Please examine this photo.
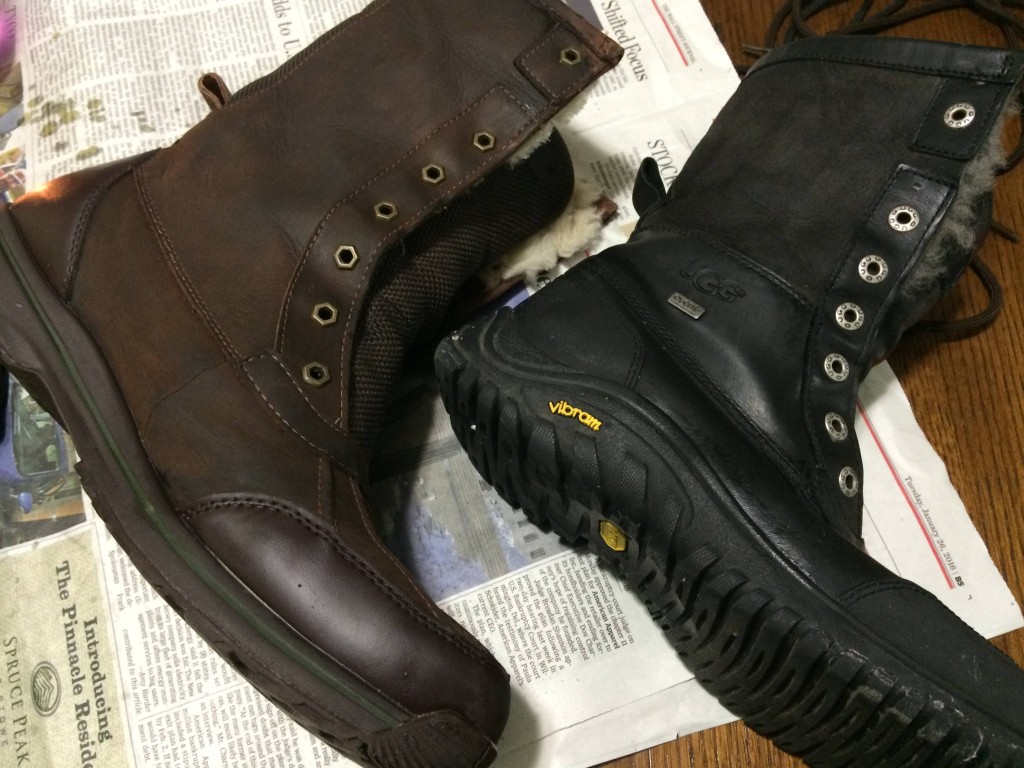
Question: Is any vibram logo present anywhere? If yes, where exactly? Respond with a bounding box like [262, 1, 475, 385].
[548, 400, 602, 431]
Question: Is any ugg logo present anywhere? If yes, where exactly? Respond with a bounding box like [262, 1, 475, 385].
[683, 267, 746, 303]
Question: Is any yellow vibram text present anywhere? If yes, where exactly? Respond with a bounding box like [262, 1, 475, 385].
[548, 400, 602, 431]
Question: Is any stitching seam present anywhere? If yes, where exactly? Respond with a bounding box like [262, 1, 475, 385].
[839, 579, 932, 606]
[241, 366, 331, 458]
[755, 50, 1014, 81]
[594, 258, 821, 515]
[134, 168, 239, 362]
[641, 226, 813, 308]
[519, 27, 597, 102]
[345, 473, 490, 669]
[278, 85, 531, 355]
[245, 352, 349, 436]
[67, 153, 154, 296]
[334, 103, 535, 422]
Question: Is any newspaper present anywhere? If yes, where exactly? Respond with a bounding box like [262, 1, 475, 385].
[0, 1, 1020, 767]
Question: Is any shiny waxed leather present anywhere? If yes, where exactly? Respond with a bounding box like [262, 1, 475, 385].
[5, 0, 622, 746]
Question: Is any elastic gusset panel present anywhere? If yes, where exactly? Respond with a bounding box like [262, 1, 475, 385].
[349, 130, 575, 447]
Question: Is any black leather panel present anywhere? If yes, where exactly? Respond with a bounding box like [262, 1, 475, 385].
[599, 231, 817, 471]
[912, 78, 1009, 160]
[804, 168, 954, 536]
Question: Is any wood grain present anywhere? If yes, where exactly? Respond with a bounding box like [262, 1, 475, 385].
[598, 2, 1024, 766]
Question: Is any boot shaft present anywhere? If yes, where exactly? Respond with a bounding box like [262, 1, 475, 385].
[9, 0, 622, 455]
[634, 37, 1024, 536]
[506, 36, 1024, 541]
[640, 36, 1022, 358]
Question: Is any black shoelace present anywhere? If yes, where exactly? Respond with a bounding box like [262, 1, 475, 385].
[739, 0, 1024, 335]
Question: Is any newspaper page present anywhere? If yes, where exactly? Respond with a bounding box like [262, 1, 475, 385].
[0, 1, 1021, 768]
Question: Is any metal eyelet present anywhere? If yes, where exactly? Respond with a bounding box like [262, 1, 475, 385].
[824, 353, 850, 382]
[312, 302, 338, 327]
[559, 47, 582, 66]
[835, 302, 865, 331]
[473, 131, 496, 152]
[374, 201, 398, 221]
[825, 412, 849, 442]
[421, 164, 445, 185]
[858, 255, 888, 284]
[334, 245, 359, 270]
[839, 466, 860, 497]
[944, 102, 976, 129]
[888, 205, 919, 232]
[302, 362, 330, 387]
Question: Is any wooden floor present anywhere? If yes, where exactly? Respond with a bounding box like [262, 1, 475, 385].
[601, 2, 1024, 767]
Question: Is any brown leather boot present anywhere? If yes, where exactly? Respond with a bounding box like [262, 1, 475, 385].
[0, 3, 621, 766]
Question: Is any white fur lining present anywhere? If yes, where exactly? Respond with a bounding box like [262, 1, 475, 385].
[507, 82, 597, 167]
[482, 178, 607, 285]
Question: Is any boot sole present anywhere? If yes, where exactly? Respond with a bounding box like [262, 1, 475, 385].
[436, 311, 1024, 768]
[0, 209, 497, 768]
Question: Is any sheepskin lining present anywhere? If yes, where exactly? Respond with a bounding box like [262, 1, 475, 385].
[905, 99, 1015, 293]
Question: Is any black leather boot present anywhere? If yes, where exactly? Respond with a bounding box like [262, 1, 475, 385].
[437, 36, 1024, 766]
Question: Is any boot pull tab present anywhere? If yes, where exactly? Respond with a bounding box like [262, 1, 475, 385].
[198, 72, 232, 112]
[632, 156, 667, 218]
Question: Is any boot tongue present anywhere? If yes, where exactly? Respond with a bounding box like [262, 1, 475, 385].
[632, 157, 668, 219]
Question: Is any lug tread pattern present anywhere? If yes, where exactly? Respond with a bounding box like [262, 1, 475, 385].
[435, 331, 1024, 768]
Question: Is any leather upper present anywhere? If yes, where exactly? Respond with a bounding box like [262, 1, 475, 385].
[13, 0, 621, 443]
[626, 35, 1024, 542]
[499, 36, 1024, 729]
[4, 0, 623, 739]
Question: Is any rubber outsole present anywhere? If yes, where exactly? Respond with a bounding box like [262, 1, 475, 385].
[435, 312, 1024, 768]
[0, 209, 496, 768]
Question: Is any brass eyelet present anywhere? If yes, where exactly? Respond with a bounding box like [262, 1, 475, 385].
[559, 47, 583, 66]
[302, 362, 330, 388]
[312, 302, 338, 327]
[334, 245, 359, 270]
[374, 201, 398, 221]
[473, 131, 496, 152]
[421, 164, 445, 185]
